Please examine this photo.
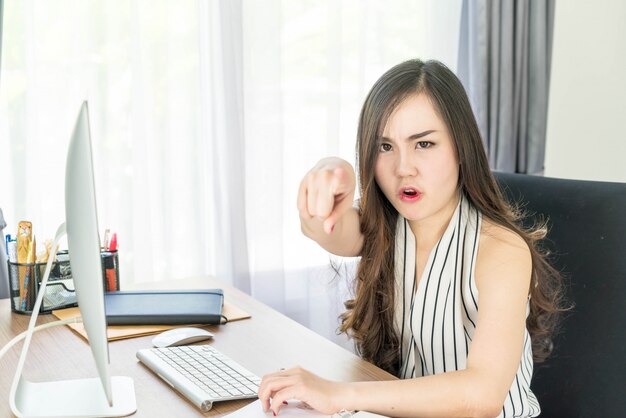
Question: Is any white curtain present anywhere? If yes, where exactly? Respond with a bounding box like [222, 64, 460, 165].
[0, 0, 461, 347]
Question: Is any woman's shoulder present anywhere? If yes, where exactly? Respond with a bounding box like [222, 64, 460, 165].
[475, 218, 532, 289]
[479, 218, 529, 251]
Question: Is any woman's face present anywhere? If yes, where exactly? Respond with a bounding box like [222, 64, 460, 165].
[374, 93, 460, 226]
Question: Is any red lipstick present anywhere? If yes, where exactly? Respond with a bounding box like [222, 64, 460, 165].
[399, 186, 422, 202]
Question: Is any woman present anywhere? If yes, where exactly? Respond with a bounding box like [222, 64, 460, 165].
[259, 59, 564, 417]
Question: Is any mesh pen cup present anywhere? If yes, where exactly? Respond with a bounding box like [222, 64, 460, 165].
[7, 250, 120, 314]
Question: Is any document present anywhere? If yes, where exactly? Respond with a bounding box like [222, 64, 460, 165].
[225, 400, 388, 418]
[53, 301, 250, 341]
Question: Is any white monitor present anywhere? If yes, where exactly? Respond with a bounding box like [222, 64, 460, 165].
[9, 102, 136, 417]
[65, 100, 113, 402]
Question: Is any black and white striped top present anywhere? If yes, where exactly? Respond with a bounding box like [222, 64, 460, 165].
[393, 194, 540, 417]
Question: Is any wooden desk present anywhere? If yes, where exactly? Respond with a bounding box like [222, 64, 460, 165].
[0, 277, 394, 417]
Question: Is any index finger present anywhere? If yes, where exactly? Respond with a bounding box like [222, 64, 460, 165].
[297, 177, 313, 219]
[258, 372, 295, 412]
[329, 166, 351, 195]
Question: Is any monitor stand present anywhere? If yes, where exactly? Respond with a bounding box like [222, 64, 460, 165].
[9, 223, 137, 417]
[12, 376, 136, 417]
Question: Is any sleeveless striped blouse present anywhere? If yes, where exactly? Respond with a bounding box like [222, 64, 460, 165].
[393, 194, 540, 417]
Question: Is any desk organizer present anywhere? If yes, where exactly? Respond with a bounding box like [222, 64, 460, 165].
[7, 250, 119, 314]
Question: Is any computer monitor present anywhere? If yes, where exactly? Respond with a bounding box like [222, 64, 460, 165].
[9, 102, 136, 417]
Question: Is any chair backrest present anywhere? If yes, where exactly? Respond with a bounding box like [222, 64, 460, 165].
[494, 172, 626, 417]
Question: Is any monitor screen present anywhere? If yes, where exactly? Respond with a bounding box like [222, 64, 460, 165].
[65, 101, 112, 404]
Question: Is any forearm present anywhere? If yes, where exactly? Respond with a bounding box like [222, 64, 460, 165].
[300, 207, 363, 257]
[340, 369, 504, 418]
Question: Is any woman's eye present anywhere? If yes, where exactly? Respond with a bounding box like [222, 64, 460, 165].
[379, 143, 392, 152]
[416, 141, 433, 149]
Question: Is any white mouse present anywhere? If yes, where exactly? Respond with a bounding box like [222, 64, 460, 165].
[152, 327, 214, 348]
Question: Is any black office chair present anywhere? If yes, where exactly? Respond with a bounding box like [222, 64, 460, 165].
[493, 172, 626, 418]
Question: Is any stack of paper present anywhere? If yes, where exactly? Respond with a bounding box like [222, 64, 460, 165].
[224, 400, 388, 418]
[52, 301, 250, 341]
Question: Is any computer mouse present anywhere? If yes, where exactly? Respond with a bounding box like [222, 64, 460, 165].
[152, 327, 214, 348]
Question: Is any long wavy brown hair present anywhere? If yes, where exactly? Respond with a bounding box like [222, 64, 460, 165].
[339, 59, 567, 376]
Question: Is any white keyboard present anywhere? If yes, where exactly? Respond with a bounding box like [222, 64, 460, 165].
[136, 345, 261, 412]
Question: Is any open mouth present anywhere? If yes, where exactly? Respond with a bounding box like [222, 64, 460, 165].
[399, 187, 421, 201]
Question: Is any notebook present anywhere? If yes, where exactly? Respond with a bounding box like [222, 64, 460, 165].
[104, 289, 224, 325]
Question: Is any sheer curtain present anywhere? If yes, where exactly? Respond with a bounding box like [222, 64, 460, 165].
[0, 0, 461, 347]
[243, 0, 461, 347]
[0, 1, 245, 288]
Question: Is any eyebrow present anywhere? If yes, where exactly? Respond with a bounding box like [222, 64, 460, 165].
[381, 130, 436, 142]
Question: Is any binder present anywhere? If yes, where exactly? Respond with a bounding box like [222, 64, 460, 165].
[104, 289, 224, 325]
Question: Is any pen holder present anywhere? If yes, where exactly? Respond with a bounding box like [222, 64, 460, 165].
[7, 250, 120, 314]
[101, 250, 120, 292]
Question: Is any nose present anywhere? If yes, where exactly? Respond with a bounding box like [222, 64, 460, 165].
[395, 149, 417, 177]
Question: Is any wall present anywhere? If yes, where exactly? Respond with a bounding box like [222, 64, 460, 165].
[544, 0, 626, 183]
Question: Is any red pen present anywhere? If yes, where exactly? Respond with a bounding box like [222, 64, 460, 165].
[108, 233, 117, 252]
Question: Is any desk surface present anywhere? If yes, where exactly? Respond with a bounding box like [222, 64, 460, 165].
[0, 277, 394, 417]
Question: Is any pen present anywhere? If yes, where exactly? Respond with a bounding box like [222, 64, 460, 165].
[103, 228, 110, 251]
[5, 234, 10, 256]
[8, 241, 17, 263]
[109, 233, 117, 252]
